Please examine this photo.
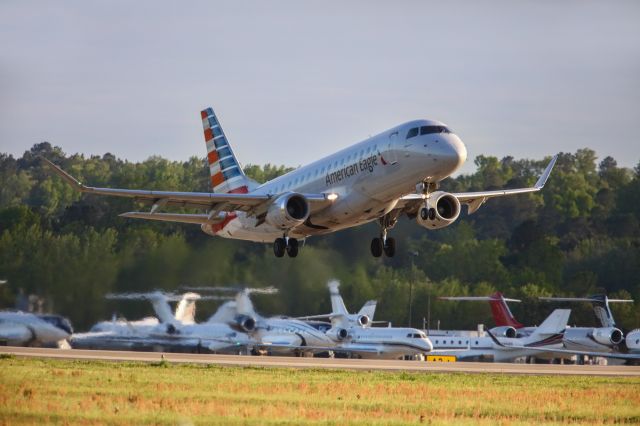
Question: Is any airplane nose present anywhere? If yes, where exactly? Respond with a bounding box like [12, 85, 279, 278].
[424, 338, 433, 352]
[447, 136, 467, 171]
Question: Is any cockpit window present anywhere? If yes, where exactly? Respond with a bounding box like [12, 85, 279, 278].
[420, 125, 451, 135]
[406, 128, 419, 139]
[407, 333, 423, 338]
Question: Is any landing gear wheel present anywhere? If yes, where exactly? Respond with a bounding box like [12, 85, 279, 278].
[286, 238, 299, 258]
[370, 238, 383, 257]
[420, 208, 428, 220]
[383, 237, 396, 257]
[273, 238, 286, 257]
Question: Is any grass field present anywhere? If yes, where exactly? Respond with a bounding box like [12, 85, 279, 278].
[1, 356, 639, 425]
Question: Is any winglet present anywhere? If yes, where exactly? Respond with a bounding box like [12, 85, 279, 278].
[534, 155, 558, 189]
[40, 156, 86, 192]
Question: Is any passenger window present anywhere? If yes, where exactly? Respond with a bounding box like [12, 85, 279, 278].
[406, 128, 419, 139]
[366, 147, 371, 154]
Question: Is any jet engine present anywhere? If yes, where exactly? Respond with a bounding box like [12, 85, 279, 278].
[265, 193, 310, 230]
[357, 315, 370, 327]
[592, 327, 624, 346]
[234, 315, 257, 332]
[489, 326, 517, 338]
[564, 327, 623, 350]
[327, 328, 349, 341]
[416, 191, 461, 230]
[625, 329, 640, 351]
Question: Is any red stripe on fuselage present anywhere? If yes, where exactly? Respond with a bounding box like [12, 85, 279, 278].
[228, 185, 249, 194]
[210, 212, 237, 233]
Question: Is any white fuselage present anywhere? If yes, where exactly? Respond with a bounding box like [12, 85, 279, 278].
[332, 326, 433, 359]
[72, 318, 254, 353]
[256, 317, 336, 352]
[0, 311, 71, 346]
[202, 120, 467, 242]
[430, 333, 565, 362]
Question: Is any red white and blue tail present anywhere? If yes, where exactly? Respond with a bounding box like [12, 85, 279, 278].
[201, 107, 254, 194]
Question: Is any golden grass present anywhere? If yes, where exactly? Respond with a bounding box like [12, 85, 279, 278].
[0, 357, 639, 425]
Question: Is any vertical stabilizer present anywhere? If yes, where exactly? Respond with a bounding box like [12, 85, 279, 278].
[148, 292, 179, 325]
[235, 290, 258, 317]
[201, 107, 256, 194]
[488, 292, 524, 329]
[357, 300, 377, 323]
[529, 309, 570, 338]
[174, 292, 201, 324]
[328, 280, 349, 317]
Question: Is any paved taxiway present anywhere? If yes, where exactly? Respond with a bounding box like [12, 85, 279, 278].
[3, 347, 640, 376]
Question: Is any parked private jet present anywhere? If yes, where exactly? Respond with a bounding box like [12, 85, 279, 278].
[430, 309, 571, 362]
[0, 311, 73, 347]
[71, 292, 254, 353]
[539, 295, 634, 354]
[311, 280, 433, 359]
[42, 107, 558, 258]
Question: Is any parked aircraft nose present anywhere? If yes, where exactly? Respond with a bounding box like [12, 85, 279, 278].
[423, 337, 434, 352]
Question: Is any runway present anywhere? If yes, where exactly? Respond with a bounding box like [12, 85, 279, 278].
[2, 346, 640, 377]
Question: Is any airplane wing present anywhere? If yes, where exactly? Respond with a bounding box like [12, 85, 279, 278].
[485, 330, 640, 361]
[256, 342, 381, 354]
[399, 155, 558, 215]
[42, 157, 335, 220]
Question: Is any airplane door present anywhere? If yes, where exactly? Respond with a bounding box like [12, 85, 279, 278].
[386, 132, 399, 165]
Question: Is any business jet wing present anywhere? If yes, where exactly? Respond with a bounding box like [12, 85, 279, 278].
[486, 330, 640, 361]
[256, 342, 381, 354]
[400, 155, 557, 214]
[41, 157, 335, 221]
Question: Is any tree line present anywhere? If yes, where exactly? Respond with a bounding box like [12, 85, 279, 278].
[0, 142, 639, 331]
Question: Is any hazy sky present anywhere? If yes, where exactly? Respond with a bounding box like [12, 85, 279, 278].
[1, 1, 639, 174]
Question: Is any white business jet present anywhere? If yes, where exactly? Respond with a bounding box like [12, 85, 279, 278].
[42, 107, 557, 258]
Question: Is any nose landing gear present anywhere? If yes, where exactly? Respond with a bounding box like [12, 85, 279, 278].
[273, 236, 299, 258]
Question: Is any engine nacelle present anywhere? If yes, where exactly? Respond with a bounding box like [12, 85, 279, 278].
[592, 327, 624, 346]
[626, 329, 640, 351]
[416, 191, 461, 230]
[489, 326, 517, 338]
[327, 328, 349, 341]
[357, 315, 370, 327]
[234, 315, 256, 332]
[265, 193, 310, 230]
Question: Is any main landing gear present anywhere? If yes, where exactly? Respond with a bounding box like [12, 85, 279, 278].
[370, 214, 398, 258]
[273, 237, 299, 258]
[370, 235, 395, 258]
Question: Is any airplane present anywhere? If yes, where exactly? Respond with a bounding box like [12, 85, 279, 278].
[539, 295, 633, 353]
[314, 280, 433, 359]
[41, 106, 558, 258]
[486, 329, 640, 363]
[0, 311, 73, 347]
[208, 287, 339, 356]
[429, 309, 571, 362]
[71, 291, 254, 353]
[442, 292, 635, 359]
